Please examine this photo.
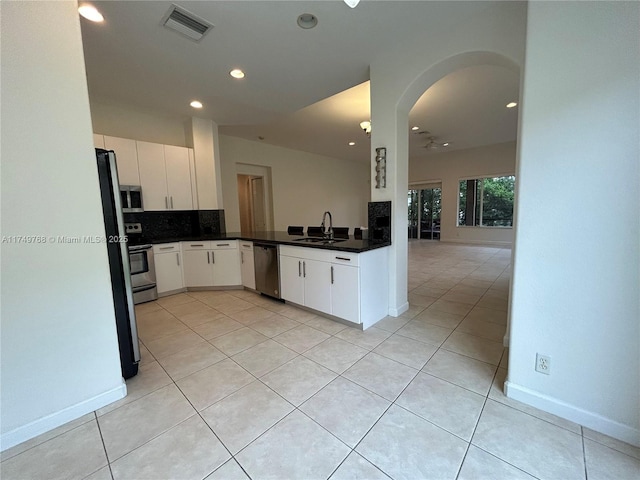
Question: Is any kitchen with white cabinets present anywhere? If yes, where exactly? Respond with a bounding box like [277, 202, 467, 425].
[95, 131, 392, 327]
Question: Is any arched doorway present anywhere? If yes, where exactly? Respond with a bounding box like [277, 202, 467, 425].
[370, 51, 521, 317]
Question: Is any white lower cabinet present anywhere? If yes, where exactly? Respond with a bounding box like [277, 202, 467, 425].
[182, 241, 241, 288]
[280, 255, 305, 305]
[279, 246, 359, 323]
[240, 241, 256, 290]
[153, 243, 184, 295]
[330, 263, 360, 323]
[302, 259, 332, 315]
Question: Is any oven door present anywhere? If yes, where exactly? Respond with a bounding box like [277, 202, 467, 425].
[128, 245, 157, 303]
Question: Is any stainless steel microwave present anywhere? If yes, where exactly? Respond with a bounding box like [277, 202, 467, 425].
[120, 185, 143, 213]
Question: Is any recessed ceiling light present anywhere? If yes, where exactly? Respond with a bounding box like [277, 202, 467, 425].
[78, 5, 104, 22]
[230, 69, 245, 79]
[506, 102, 518, 108]
[411, 126, 420, 131]
[443, 143, 450, 146]
[190, 100, 203, 109]
[297, 13, 318, 29]
[348, 142, 356, 146]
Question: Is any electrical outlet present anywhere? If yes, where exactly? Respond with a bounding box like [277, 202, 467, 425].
[536, 353, 551, 375]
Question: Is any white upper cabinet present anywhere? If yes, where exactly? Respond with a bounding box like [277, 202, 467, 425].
[104, 136, 140, 186]
[137, 141, 194, 211]
[164, 145, 193, 210]
[137, 141, 168, 210]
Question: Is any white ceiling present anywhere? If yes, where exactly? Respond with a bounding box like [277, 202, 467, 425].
[80, 1, 522, 163]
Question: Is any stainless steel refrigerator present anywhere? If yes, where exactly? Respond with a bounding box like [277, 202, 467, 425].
[96, 148, 140, 379]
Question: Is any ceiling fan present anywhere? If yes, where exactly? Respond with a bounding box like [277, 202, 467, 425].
[413, 130, 449, 149]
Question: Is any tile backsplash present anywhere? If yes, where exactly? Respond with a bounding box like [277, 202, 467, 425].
[368, 201, 391, 243]
[123, 209, 225, 242]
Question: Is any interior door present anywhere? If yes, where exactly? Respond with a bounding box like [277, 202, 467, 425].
[251, 177, 266, 232]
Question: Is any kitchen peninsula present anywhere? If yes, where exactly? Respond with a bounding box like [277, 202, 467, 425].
[147, 230, 390, 330]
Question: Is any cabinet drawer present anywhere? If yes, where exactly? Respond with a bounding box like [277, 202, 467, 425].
[212, 240, 238, 250]
[330, 251, 359, 267]
[279, 245, 331, 262]
[182, 241, 212, 250]
[153, 242, 181, 254]
[240, 241, 254, 251]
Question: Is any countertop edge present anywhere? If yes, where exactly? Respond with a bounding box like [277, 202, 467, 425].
[141, 232, 391, 253]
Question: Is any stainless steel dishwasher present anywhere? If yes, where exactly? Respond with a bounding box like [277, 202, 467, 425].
[253, 243, 281, 299]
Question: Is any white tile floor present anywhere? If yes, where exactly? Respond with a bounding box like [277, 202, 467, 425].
[2, 241, 639, 479]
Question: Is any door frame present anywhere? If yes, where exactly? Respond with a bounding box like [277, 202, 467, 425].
[236, 163, 275, 231]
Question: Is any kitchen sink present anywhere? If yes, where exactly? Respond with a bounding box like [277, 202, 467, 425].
[293, 237, 346, 244]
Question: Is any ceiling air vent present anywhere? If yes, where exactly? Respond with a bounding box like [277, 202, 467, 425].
[161, 5, 213, 42]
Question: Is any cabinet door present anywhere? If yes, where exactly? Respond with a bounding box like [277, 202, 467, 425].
[188, 148, 198, 209]
[211, 248, 241, 286]
[240, 243, 256, 290]
[303, 259, 331, 315]
[280, 255, 304, 305]
[93, 134, 105, 149]
[155, 252, 184, 294]
[137, 141, 168, 210]
[104, 136, 140, 185]
[183, 250, 213, 287]
[331, 263, 360, 323]
[164, 145, 193, 210]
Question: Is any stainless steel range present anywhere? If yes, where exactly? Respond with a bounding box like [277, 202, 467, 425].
[125, 223, 158, 304]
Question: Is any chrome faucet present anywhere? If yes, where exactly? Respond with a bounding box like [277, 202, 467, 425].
[321, 211, 333, 240]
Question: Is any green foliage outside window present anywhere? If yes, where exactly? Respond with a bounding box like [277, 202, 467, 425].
[458, 176, 515, 227]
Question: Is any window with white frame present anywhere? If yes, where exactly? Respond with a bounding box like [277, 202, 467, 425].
[458, 175, 515, 227]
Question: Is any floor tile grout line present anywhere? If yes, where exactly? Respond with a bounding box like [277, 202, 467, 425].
[93, 411, 115, 479]
[0, 414, 97, 464]
[149, 355, 247, 480]
[486, 391, 585, 435]
[453, 362, 501, 480]
[582, 426, 590, 480]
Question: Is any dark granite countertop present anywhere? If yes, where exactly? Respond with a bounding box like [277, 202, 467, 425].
[136, 231, 390, 253]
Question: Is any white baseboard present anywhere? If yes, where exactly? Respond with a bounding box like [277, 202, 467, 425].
[389, 302, 409, 317]
[505, 380, 640, 447]
[0, 380, 127, 452]
[443, 238, 513, 247]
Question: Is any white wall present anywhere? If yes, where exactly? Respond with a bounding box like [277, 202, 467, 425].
[1, 1, 126, 449]
[508, 1, 639, 445]
[219, 135, 369, 233]
[410, 142, 516, 245]
[90, 98, 190, 147]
